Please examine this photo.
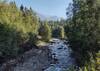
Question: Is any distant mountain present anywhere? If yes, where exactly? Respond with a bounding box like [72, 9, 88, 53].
[36, 13, 47, 21]
[36, 13, 60, 21]
[48, 16, 59, 21]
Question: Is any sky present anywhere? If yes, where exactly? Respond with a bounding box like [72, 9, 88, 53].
[8, 0, 72, 18]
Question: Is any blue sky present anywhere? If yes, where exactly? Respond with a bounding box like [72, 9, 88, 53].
[9, 0, 72, 18]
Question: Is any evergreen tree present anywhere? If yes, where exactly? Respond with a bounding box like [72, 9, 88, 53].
[59, 26, 65, 39]
[39, 21, 51, 42]
[66, 0, 100, 66]
[0, 2, 39, 61]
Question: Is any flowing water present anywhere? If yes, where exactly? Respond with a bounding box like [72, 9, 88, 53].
[44, 39, 76, 71]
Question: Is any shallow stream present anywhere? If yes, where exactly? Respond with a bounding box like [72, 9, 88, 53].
[44, 39, 76, 71]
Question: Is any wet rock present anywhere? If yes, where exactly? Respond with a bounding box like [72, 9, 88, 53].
[44, 66, 62, 71]
[58, 48, 63, 50]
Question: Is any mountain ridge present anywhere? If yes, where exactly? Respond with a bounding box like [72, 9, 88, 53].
[36, 13, 60, 21]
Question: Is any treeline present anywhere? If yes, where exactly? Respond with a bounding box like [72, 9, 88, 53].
[65, 0, 100, 70]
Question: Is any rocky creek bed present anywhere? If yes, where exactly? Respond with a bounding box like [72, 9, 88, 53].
[0, 39, 76, 71]
[44, 39, 76, 71]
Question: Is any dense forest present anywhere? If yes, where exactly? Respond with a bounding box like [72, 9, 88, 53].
[0, 0, 100, 71]
[0, 0, 65, 63]
[0, 1, 38, 61]
[65, 0, 100, 70]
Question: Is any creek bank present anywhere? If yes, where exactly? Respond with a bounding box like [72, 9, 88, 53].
[0, 46, 52, 71]
[0, 39, 76, 71]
